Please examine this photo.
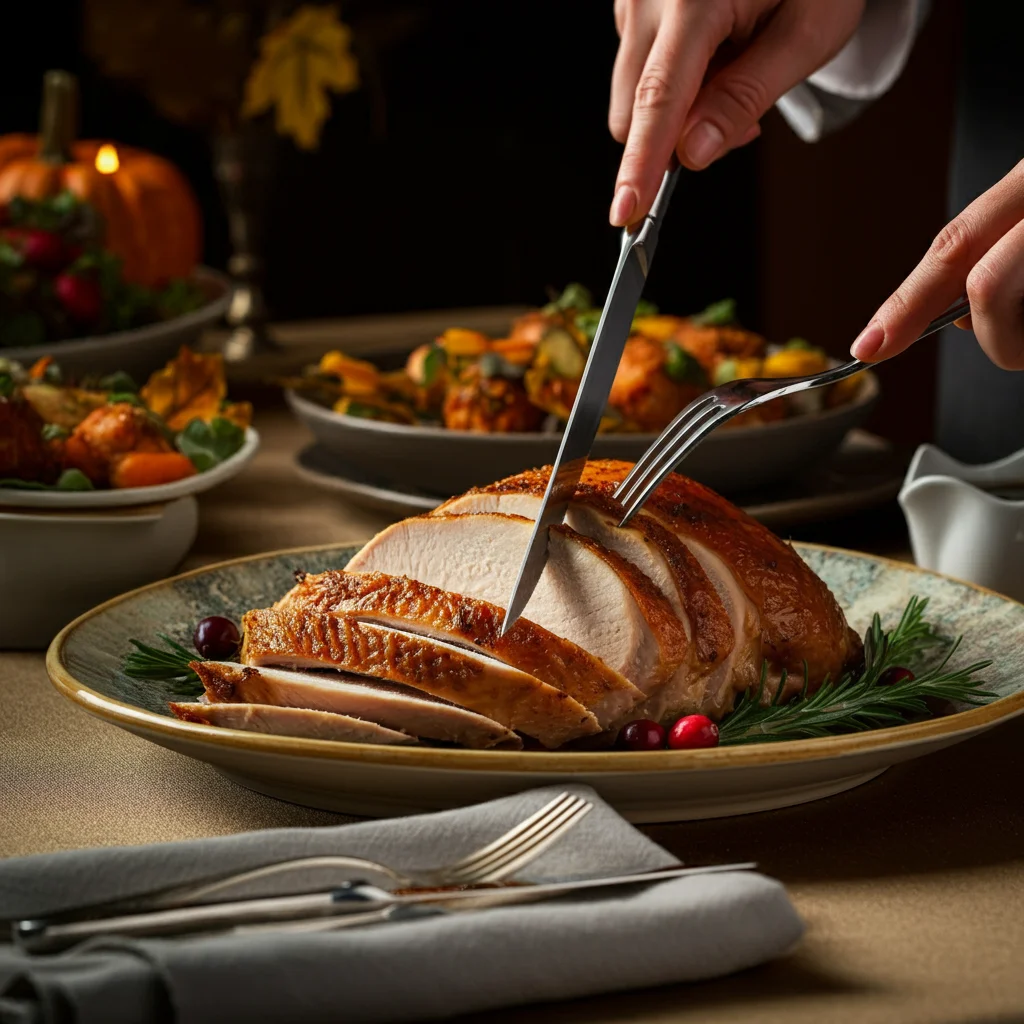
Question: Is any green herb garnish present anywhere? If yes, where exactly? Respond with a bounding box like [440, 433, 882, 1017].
[122, 634, 201, 690]
[665, 343, 709, 387]
[691, 298, 737, 327]
[0, 373, 15, 398]
[41, 423, 69, 442]
[421, 345, 446, 386]
[175, 417, 246, 472]
[98, 370, 138, 393]
[543, 282, 593, 315]
[719, 598, 993, 745]
[0, 468, 93, 490]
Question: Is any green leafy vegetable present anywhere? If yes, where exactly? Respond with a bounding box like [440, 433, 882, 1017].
[0, 468, 94, 491]
[421, 345, 446, 386]
[691, 298, 737, 327]
[56, 469, 94, 490]
[665, 343, 709, 387]
[785, 337, 814, 351]
[98, 370, 138, 393]
[175, 417, 246, 472]
[543, 282, 593, 315]
[718, 598, 993, 745]
[122, 634, 201, 690]
[41, 423, 69, 442]
[573, 309, 601, 345]
[0, 373, 15, 398]
[634, 298, 659, 318]
[107, 392, 144, 407]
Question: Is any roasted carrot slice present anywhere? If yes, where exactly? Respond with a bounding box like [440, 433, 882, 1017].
[110, 451, 197, 489]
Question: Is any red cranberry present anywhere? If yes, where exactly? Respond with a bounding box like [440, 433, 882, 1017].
[22, 229, 69, 271]
[668, 715, 720, 750]
[193, 616, 241, 660]
[55, 273, 102, 325]
[619, 719, 666, 751]
[880, 667, 915, 686]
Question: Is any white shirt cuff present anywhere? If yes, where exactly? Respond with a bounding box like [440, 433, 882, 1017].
[776, 0, 930, 142]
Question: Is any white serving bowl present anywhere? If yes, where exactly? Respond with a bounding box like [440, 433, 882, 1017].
[0, 498, 198, 649]
[899, 444, 1024, 602]
[0, 266, 231, 381]
[0, 427, 259, 649]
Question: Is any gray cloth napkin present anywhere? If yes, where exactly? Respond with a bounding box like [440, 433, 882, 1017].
[0, 786, 803, 1023]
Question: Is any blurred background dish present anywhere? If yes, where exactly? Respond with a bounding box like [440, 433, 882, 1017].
[0, 266, 231, 380]
[286, 372, 878, 496]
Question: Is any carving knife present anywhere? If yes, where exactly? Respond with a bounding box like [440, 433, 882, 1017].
[500, 161, 681, 634]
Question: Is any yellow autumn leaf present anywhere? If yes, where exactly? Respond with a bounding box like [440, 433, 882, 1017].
[242, 5, 359, 150]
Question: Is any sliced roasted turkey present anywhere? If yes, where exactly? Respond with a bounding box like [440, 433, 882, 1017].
[169, 701, 416, 745]
[238, 613, 599, 748]
[192, 661, 521, 749]
[272, 570, 644, 728]
[345, 511, 689, 696]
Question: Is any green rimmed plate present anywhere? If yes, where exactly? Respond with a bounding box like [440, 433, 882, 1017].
[46, 543, 1024, 822]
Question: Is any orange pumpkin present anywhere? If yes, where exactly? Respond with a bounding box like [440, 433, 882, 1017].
[0, 72, 201, 288]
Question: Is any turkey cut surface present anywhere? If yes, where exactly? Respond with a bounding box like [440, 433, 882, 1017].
[192, 661, 521, 749]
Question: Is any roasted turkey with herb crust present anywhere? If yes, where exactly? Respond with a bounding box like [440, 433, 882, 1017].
[172, 460, 862, 748]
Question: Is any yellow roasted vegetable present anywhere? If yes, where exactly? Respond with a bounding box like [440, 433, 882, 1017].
[762, 348, 830, 378]
[632, 315, 686, 342]
[318, 351, 381, 396]
[438, 328, 489, 357]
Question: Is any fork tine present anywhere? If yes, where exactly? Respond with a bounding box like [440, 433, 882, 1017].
[613, 394, 717, 502]
[439, 792, 577, 876]
[453, 800, 594, 885]
[444, 795, 588, 883]
[619, 406, 737, 526]
[616, 400, 724, 508]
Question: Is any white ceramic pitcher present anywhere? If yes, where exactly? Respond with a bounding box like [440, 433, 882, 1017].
[898, 444, 1024, 601]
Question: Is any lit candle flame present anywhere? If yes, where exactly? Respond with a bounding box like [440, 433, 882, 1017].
[95, 144, 120, 174]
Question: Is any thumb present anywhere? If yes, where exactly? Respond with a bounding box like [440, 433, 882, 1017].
[678, 2, 863, 169]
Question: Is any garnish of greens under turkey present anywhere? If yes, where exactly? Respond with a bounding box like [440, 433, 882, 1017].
[122, 596, 994, 746]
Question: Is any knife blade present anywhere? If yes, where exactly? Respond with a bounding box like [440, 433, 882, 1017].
[14, 861, 756, 951]
[500, 162, 681, 634]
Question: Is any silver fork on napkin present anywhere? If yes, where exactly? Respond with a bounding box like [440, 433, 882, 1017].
[14, 792, 594, 948]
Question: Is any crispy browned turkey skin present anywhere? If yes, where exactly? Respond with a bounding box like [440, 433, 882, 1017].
[184, 459, 861, 747]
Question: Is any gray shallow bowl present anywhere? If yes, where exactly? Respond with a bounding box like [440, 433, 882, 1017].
[1, 266, 231, 381]
[287, 372, 879, 498]
[46, 542, 1024, 821]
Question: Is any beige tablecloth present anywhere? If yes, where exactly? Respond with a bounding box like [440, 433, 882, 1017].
[3, 401, 1023, 1024]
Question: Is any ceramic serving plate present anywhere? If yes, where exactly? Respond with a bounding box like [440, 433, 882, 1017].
[0, 428, 259, 509]
[286, 371, 879, 498]
[47, 542, 1024, 822]
[0, 267, 232, 381]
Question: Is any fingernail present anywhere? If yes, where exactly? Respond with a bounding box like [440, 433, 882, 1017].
[851, 322, 885, 361]
[684, 121, 725, 169]
[609, 185, 637, 227]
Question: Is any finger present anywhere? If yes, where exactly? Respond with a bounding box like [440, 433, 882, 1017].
[609, 2, 659, 143]
[851, 159, 1024, 361]
[611, 5, 729, 226]
[680, 0, 863, 169]
[964, 216, 1024, 370]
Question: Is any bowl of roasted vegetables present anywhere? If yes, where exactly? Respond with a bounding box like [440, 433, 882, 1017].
[285, 286, 877, 496]
[0, 347, 257, 649]
[0, 345, 257, 506]
[0, 193, 230, 380]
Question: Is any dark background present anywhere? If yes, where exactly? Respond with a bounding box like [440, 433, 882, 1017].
[2, 0, 962, 444]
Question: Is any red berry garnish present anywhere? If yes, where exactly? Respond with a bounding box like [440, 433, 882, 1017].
[55, 272, 102, 325]
[193, 616, 240, 660]
[668, 714, 720, 750]
[21, 229, 69, 271]
[619, 719, 666, 751]
[879, 667, 915, 686]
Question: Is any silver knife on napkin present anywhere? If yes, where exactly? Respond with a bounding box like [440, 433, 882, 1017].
[14, 861, 756, 951]
[500, 161, 681, 634]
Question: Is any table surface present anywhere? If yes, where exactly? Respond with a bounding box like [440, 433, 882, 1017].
[3, 391, 1023, 1024]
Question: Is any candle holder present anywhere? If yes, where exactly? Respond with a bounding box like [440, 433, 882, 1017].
[212, 122, 281, 362]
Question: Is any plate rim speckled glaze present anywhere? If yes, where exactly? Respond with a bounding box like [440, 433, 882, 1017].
[45, 541, 1024, 776]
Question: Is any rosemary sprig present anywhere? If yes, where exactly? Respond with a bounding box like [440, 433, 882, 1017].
[719, 597, 994, 745]
[122, 635, 201, 689]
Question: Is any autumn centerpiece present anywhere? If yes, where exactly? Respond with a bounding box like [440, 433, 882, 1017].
[0, 73, 209, 348]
